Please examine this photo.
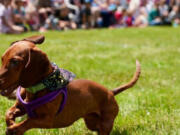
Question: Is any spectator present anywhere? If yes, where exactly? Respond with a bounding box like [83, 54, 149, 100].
[124, 10, 134, 27]
[159, 0, 171, 25]
[39, 8, 59, 32]
[134, 7, 148, 27]
[148, 1, 162, 25]
[0, 0, 24, 34]
[13, 0, 28, 31]
[37, 0, 53, 31]
[95, 0, 116, 27]
[169, 4, 180, 26]
[25, 0, 40, 31]
[80, 0, 93, 29]
[113, 6, 127, 28]
[58, 5, 77, 30]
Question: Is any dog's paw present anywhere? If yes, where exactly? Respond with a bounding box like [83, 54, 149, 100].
[6, 126, 24, 135]
[6, 127, 16, 135]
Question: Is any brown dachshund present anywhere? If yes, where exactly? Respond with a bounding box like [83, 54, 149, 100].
[0, 35, 141, 135]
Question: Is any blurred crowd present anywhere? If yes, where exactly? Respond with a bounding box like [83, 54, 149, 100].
[0, 0, 180, 34]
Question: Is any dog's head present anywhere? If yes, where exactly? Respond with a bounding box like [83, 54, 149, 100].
[0, 35, 52, 97]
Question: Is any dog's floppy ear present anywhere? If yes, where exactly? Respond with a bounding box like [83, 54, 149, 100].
[23, 35, 45, 45]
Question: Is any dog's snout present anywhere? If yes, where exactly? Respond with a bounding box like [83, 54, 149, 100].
[0, 79, 4, 85]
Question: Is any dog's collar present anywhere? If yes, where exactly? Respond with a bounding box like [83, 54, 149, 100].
[17, 63, 75, 118]
[17, 86, 68, 118]
[26, 63, 75, 94]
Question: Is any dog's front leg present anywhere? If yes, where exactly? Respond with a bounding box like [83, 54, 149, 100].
[6, 102, 26, 127]
[6, 115, 54, 135]
[6, 88, 27, 127]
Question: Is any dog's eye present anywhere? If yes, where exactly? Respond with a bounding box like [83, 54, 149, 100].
[10, 59, 19, 67]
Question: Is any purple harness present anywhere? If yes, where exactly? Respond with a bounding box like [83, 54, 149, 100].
[17, 86, 67, 118]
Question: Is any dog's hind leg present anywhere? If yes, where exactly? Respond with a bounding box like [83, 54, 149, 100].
[98, 118, 115, 135]
[84, 112, 101, 132]
[98, 98, 119, 135]
[98, 113, 117, 135]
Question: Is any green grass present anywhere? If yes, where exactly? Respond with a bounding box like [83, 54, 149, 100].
[0, 27, 180, 135]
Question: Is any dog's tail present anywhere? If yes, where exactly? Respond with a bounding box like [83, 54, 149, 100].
[112, 60, 141, 96]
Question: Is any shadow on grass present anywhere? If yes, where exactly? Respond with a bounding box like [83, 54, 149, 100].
[111, 124, 149, 135]
[111, 129, 129, 135]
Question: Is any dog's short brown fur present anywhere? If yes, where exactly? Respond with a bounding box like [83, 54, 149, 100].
[0, 35, 141, 135]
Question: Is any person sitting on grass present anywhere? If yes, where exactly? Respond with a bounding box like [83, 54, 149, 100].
[80, 0, 93, 29]
[158, 0, 171, 25]
[25, 0, 40, 31]
[13, 0, 28, 32]
[148, 1, 162, 26]
[169, 4, 180, 27]
[58, 5, 77, 30]
[0, 0, 24, 34]
[134, 7, 148, 28]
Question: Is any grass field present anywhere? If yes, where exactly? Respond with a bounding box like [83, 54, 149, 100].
[0, 27, 180, 135]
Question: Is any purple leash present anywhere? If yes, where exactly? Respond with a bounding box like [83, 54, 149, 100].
[17, 86, 67, 118]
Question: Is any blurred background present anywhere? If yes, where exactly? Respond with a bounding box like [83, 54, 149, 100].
[0, 0, 180, 34]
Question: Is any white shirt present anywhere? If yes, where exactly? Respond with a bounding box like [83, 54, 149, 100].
[0, 4, 13, 33]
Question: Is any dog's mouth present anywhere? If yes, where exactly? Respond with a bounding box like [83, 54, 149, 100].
[0, 85, 18, 97]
